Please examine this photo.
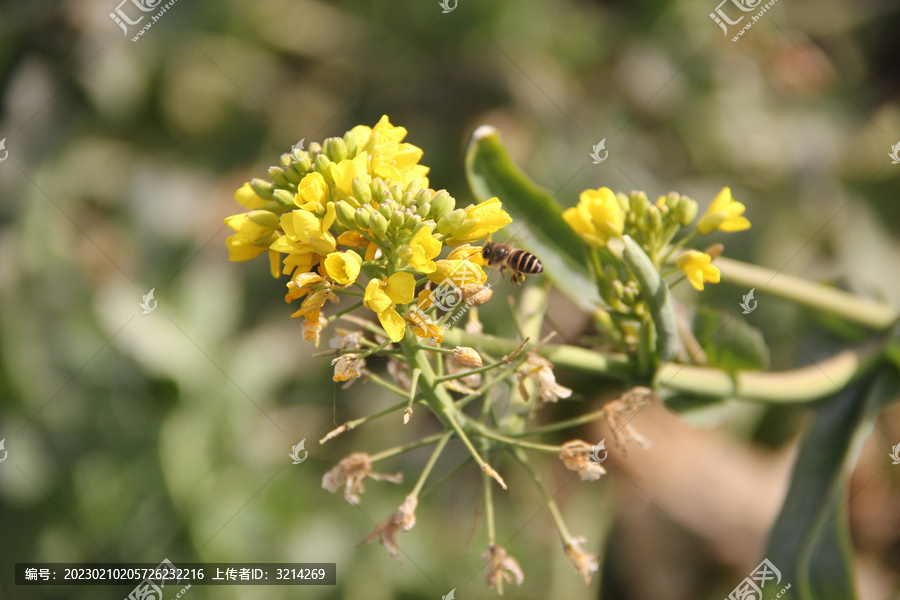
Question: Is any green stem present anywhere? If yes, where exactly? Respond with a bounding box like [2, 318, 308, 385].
[511, 448, 575, 544]
[409, 430, 453, 499]
[368, 373, 411, 398]
[319, 397, 418, 444]
[328, 300, 364, 322]
[714, 256, 897, 330]
[511, 407, 610, 438]
[464, 416, 561, 453]
[336, 289, 365, 297]
[434, 359, 508, 383]
[404, 368, 421, 424]
[369, 433, 444, 463]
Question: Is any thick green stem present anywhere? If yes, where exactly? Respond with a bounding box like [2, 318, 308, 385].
[714, 256, 897, 330]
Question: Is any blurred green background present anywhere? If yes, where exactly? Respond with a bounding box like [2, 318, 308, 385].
[2, 0, 900, 598]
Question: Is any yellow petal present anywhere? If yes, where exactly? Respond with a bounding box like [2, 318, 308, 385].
[385, 272, 416, 305]
[297, 172, 328, 207]
[378, 308, 407, 342]
[364, 278, 393, 314]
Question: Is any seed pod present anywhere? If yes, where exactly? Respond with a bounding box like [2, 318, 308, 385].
[622, 235, 678, 363]
[452, 347, 483, 368]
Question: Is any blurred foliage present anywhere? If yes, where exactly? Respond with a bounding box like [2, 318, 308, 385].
[2, 0, 900, 599]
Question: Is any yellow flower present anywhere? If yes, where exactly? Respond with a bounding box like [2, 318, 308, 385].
[371, 114, 408, 144]
[364, 273, 416, 342]
[446, 244, 486, 266]
[697, 187, 750, 235]
[324, 251, 362, 285]
[676, 250, 721, 291]
[271, 204, 337, 257]
[296, 172, 329, 210]
[223, 211, 279, 261]
[337, 231, 369, 249]
[562, 187, 624, 248]
[427, 259, 487, 286]
[445, 197, 512, 245]
[329, 152, 369, 201]
[234, 182, 271, 210]
[404, 228, 441, 274]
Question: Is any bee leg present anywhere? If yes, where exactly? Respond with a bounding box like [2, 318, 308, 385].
[511, 272, 525, 285]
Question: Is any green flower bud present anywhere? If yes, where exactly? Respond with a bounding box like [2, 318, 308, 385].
[342, 131, 358, 158]
[412, 220, 435, 237]
[352, 177, 372, 204]
[279, 153, 292, 168]
[401, 191, 416, 208]
[370, 180, 389, 203]
[247, 210, 279, 227]
[281, 164, 304, 184]
[378, 201, 393, 220]
[436, 208, 466, 233]
[370, 212, 389, 237]
[405, 178, 424, 195]
[250, 178, 275, 199]
[611, 279, 626, 299]
[429, 191, 455, 220]
[307, 142, 322, 155]
[323, 137, 348, 163]
[629, 191, 649, 218]
[390, 211, 405, 230]
[272, 189, 296, 208]
[355, 207, 371, 229]
[417, 202, 432, 218]
[404, 213, 422, 229]
[679, 196, 698, 226]
[389, 184, 403, 202]
[267, 166, 289, 186]
[335, 201, 358, 230]
[645, 205, 662, 231]
[290, 151, 312, 174]
[414, 188, 433, 205]
[314, 154, 332, 174]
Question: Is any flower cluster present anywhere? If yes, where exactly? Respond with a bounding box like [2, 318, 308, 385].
[563, 185, 750, 353]
[224, 115, 511, 345]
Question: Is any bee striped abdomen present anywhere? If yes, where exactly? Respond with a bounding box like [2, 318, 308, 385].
[508, 250, 543, 274]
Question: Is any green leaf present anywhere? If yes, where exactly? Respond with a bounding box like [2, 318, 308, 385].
[693, 308, 770, 373]
[464, 125, 602, 313]
[762, 367, 897, 600]
[622, 235, 678, 363]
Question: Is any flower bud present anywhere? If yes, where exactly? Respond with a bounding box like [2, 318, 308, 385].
[352, 177, 372, 204]
[378, 201, 393, 220]
[267, 166, 289, 186]
[342, 131, 358, 157]
[370, 180, 389, 203]
[370, 212, 389, 237]
[335, 201, 358, 230]
[389, 184, 403, 202]
[314, 154, 332, 174]
[416, 202, 431, 218]
[272, 189, 296, 208]
[611, 279, 625, 299]
[436, 209, 466, 233]
[290, 150, 311, 173]
[279, 153, 292, 167]
[679, 197, 698, 226]
[323, 137, 348, 163]
[414, 188, 433, 205]
[411, 220, 435, 237]
[249, 178, 275, 199]
[429, 190, 455, 220]
[390, 211, 405, 230]
[405, 178, 424, 195]
[282, 163, 306, 184]
[246, 210, 280, 227]
[404, 213, 422, 229]
[355, 207, 371, 229]
[401, 191, 416, 208]
[452, 347, 483, 368]
[645, 205, 662, 231]
[629, 191, 648, 218]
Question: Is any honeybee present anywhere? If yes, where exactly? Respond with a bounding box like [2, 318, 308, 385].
[482, 241, 543, 285]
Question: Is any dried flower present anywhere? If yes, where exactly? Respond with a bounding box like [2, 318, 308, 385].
[361, 495, 418, 562]
[329, 328, 363, 351]
[482, 543, 524, 595]
[322, 452, 403, 504]
[564, 537, 599, 584]
[331, 353, 364, 382]
[559, 440, 606, 481]
[518, 353, 572, 404]
[605, 387, 654, 453]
